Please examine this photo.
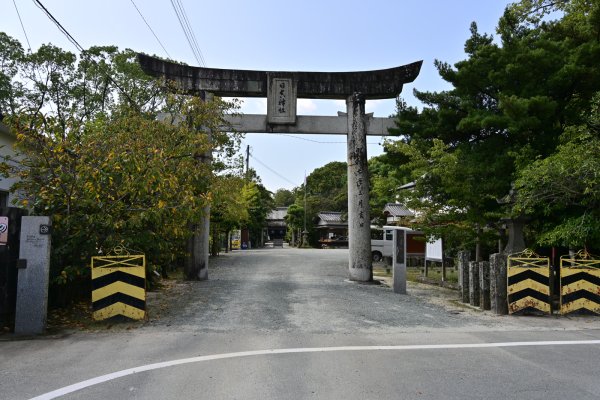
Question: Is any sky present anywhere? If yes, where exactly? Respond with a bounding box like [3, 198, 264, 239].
[3, 0, 514, 192]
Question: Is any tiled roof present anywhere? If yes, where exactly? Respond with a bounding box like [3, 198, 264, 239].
[383, 203, 414, 217]
[317, 211, 345, 223]
[317, 211, 347, 227]
[266, 207, 288, 221]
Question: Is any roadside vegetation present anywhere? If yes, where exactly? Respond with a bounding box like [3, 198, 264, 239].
[1, 0, 599, 307]
[285, 0, 600, 262]
[0, 38, 271, 305]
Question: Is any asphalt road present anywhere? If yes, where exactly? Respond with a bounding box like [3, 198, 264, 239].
[2, 247, 600, 399]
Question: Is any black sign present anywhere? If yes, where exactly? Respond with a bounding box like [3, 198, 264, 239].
[39, 224, 52, 235]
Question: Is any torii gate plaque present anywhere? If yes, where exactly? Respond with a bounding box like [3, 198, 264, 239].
[138, 54, 422, 282]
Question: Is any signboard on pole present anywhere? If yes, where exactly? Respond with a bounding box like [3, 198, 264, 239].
[425, 238, 443, 262]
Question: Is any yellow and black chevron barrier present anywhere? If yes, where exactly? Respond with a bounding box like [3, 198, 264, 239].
[560, 251, 600, 315]
[507, 250, 551, 315]
[91, 247, 146, 321]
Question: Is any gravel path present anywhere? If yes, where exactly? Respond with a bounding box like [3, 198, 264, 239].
[143, 246, 600, 335]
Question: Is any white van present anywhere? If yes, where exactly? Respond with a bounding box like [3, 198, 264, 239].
[370, 226, 426, 262]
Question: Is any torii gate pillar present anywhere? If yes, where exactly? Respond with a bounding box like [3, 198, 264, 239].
[138, 54, 421, 282]
[346, 93, 372, 281]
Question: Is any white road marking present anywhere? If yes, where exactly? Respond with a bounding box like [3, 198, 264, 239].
[29, 339, 600, 399]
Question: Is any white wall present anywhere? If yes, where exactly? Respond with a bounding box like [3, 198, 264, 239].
[0, 123, 20, 207]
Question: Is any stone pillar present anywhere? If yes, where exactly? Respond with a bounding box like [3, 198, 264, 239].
[392, 229, 406, 294]
[503, 217, 526, 254]
[479, 261, 491, 310]
[185, 92, 213, 281]
[490, 252, 508, 315]
[346, 93, 372, 282]
[469, 261, 480, 307]
[458, 251, 470, 303]
[14, 216, 51, 335]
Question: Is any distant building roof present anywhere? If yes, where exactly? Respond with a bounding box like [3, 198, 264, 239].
[267, 207, 288, 221]
[266, 207, 288, 228]
[317, 211, 347, 228]
[383, 203, 414, 218]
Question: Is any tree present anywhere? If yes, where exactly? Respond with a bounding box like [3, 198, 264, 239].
[284, 203, 304, 246]
[241, 176, 274, 247]
[0, 34, 242, 298]
[0, 32, 25, 116]
[210, 174, 249, 255]
[368, 151, 412, 224]
[382, 0, 600, 258]
[514, 94, 600, 250]
[273, 188, 295, 207]
[291, 161, 347, 246]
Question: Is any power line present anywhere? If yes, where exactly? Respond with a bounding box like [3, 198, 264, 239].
[32, 0, 138, 108]
[171, 0, 205, 66]
[176, 0, 206, 66]
[278, 134, 381, 145]
[249, 153, 299, 187]
[32, 0, 84, 52]
[12, 0, 32, 52]
[14, 1, 56, 114]
[170, 0, 206, 67]
[129, 0, 172, 59]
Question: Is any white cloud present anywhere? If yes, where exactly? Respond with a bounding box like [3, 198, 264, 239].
[366, 99, 397, 117]
[297, 99, 318, 114]
[332, 100, 346, 112]
[227, 97, 267, 114]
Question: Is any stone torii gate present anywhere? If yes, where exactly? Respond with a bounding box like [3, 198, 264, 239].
[138, 54, 422, 282]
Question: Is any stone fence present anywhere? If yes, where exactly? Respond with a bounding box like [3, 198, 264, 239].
[457, 251, 508, 315]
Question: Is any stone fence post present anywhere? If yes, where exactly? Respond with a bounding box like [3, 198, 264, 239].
[457, 251, 470, 303]
[479, 261, 491, 310]
[469, 261, 480, 307]
[490, 253, 508, 315]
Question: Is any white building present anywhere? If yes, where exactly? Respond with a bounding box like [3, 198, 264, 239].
[0, 122, 19, 208]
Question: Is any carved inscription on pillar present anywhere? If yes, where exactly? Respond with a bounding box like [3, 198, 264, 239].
[267, 75, 297, 124]
[348, 93, 368, 230]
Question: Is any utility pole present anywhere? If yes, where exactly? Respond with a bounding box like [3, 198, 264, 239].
[245, 145, 250, 178]
[301, 171, 310, 248]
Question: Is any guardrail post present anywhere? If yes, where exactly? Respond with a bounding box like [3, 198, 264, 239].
[560, 252, 600, 315]
[490, 252, 508, 315]
[469, 261, 480, 307]
[458, 251, 470, 303]
[479, 261, 491, 310]
[507, 251, 551, 315]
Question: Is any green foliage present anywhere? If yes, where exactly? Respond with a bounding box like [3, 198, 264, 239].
[0, 34, 243, 298]
[514, 104, 600, 248]
[368, 151, 412, 223]
[379, 0, 600, 256]
[273, 188, 295, 207]
[285, 203, 304, 229]
[241, 178, 274, 245]
[294, 161, 347, 246]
